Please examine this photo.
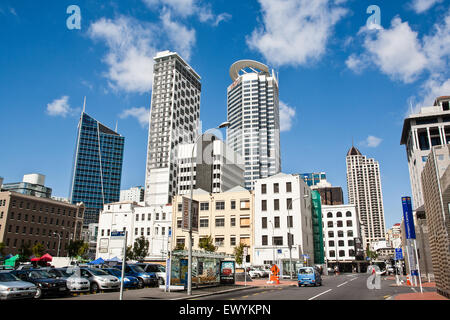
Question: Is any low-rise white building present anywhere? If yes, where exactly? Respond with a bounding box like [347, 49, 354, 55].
[96, 201, 172, 262]
[120, 186, 145, 202]
[253, 173, 315, 275]
[321, 204, 361, 269]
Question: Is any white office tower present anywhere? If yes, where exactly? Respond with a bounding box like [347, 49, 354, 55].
[400, 96, 450, 210]
[145, 51, 201, 205]
[227, 60, 281, 190]
[120, 186, 145, 202]
[176, 134, 244, 195]
[346, 146, 386, 248]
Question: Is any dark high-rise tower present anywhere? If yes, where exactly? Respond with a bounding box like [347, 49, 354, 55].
[69, 112, 124, 225]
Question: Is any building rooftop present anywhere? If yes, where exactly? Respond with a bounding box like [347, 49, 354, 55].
[229, 59, 270, 81]
[347, 146, 362, 156]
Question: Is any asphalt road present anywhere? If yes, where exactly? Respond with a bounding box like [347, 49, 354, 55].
[191, 274, 436, 300]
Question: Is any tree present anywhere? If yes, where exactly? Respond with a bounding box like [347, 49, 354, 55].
[78, 242, 89, 258]
[132, 236, 149, 262]
[199, 236, 216, 252]
[125, 245, 134, 261]
[0, 242, 5, 257]
[366, 244, 378, 263]
[18, 242, 32, 262]
[32, 243, 45, 257]
[233, 243, 248, 265]
[174, 243, 185, 251]
[67, 240, 84, 258]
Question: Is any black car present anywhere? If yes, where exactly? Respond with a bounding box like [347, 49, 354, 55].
[135, 263, 166, 285]
[10, 269, 69, 299]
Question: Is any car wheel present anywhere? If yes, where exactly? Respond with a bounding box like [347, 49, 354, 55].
[91, 282, 99, 294]
[34, 287, 42, 299]
[298, 283, 301, 287]
[138, 278, 144, 289]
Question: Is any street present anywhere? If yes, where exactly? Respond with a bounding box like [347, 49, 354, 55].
[45, 273, 439, 300]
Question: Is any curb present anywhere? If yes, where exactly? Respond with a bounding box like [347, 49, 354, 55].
[170, 286, 258, 300]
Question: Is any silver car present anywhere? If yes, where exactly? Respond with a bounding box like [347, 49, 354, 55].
[45, 267, 90, 293]
[0, 271, 37, 300]
[74, 268, 120, 293]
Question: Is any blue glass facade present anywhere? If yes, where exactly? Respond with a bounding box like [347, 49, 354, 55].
[300, 172, 327, 187]
[69, 113, 124, 225]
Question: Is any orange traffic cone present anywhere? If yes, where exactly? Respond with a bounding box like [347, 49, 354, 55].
[406, 275, 411, 286]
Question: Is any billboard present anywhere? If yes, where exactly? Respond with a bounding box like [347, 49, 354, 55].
[401, 196, 416, 239]
[354, 237, 365, 260]
[182, 196, 199, 232]
[220, 261, 236, 284]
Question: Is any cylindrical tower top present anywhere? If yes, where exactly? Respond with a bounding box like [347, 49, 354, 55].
[229, 59, 270, 81]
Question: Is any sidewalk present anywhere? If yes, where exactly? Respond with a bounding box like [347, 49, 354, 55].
[394, 292, 448, 300]
[235, 278, 297, 287]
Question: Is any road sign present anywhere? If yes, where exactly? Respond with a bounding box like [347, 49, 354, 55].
[243, 247, 248, 256]
[395, 248, 403, 260]
[402, 197, 416, 239]
[302, 254, 310, 259]
[111, 231, 125, 238]
[182, 197, 199, 232]
[277, 249, 282, 254]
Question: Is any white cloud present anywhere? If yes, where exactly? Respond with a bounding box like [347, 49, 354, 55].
[345, 54, 366, 74]
[247, 0, 348, 67]
[160, 10, 196, 60]
[408, 75, 450, 115]
[143, 0, 231, 26]
[364, 135, 383, 148]
[46, 96, 75, 117]
[9, 7, 17, 16]
[411, 0, 443, 14]
[88, 16, 157, 94]
[279, 101, 296, 132]
[119, 107, 150, 128]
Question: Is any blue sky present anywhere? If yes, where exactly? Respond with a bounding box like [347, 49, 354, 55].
[1, 0, 449, 229]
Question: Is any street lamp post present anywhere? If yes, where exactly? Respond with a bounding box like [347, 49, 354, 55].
[187, 121, 230, 296]
[53, 232, 62, 257]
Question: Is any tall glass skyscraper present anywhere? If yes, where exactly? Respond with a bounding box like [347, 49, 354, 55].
[227, 60, 281, 190]
[69, 112, 125, 225]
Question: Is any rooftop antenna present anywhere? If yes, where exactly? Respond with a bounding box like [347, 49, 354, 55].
[115, 120, 118, 133]
[82, 96, 86, 113]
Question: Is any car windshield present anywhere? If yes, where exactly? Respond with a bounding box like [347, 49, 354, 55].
[130, 265, 145, 273]
[158, 265, 165, 272]
[55, 269, 70, 277]
[0, 272, 20, 282]
[106, 269, 121, 277]
[28, 270, 52, 279]
[298, 268, 313, 274]
[89, 268, 108, 276]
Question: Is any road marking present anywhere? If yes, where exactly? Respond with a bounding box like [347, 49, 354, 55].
[384, 295, 391, 300]
[349, 277, 357, 282]
[411, 287, 418, 293]
[337, 281, 348, 287]
[252, 292, 260, 296]
[308, 289, 332, 300]
[242, 295, 249, 298]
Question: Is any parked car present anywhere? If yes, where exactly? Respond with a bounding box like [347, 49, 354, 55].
[10, 269, 68, 299]
[43, 267, 90, 293]
[103, 268, 139, 289]
[64, 267, 120, 293]
[253, 266, 269, 277]
[135, 263, 166, 285]
[113, 264, 158, 288]
[0, 271, 37, 300]
[297, 267, 322, 287]
[248, 267, 264, 278]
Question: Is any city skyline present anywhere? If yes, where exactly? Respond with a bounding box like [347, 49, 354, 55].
[1, 1, 450, 230]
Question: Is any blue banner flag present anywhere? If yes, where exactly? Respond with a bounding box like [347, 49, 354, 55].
[401, 197, 416, 239]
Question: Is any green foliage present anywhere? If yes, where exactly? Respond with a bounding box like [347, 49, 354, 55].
[78, 242, 89, 258]
[67, 240, 85, 258]
[125, 245, 134, 261]
[131, 236, 149, 262]
[174, 243, 185, 251]
[32, 243, 45, 257]
[366, 244, 378, 261]
[233, 243, 248, 265]
[0, 242, 6, 257]
[18, 242, 32, 262]
[199, 236, 216, 252]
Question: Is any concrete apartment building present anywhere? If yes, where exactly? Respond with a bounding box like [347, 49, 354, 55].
[145, 51, 201, 206]
[346, 146, 386, 248]
[421, 144, 450, 298]
[226, 60, 281, 190]
[171, 186, 253, 263]
[401, 96, 450, 210]
[176, 134, 244, 195]
[0, 191, 85, 257]
[96, 201, 172, 262]
[120, 186, 145, 202]
[253, 173, 315, 275]
[321, 204, 362, 272]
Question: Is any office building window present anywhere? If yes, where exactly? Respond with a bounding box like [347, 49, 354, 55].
[215, 218, 225, 227]
[328, 231, 334, 238]
[274, 199, 279, 211]
[230, 217, 236, 227]
[148, 213, 151, 220]
[272, 236, 283, 245]
[286, 182, 292, 192]
[347, 230, 353, 237]
[262, 217, 267, 229]
[287, 216, 293, 228]
[286, 198, 292, 210]
[327, 212, 333, 218]
[135, 228, 138, 236]
[261, 184, 267, 194]
[338, 240, 345, 247]
[338, 231, 344, 237]
[230, 236, 236, 246]
[274, 216, 280, 228]
[261, 200, 267, 211]
[216, 201, 225, 210]
[328, 221, 333, 227]
[346, 220, 353, 227]
[215, 237, 224, 247]
[147, 228, 151, 236]
[337, 221, 343, 227]
[346, 211, 352, 217]
[231, 200, 236, 210]
[348, 240, 354, 246]
[200, 202, 209, 211]
[178, 203, 182, 212]
[329, 240, 335, 247]
[262, 235, 268, 245]
[200, 219, 209, 228]
[336, 212, 342, 217]
[136, 214, 139, 221]
[177, 219, 182, 228]
[329, 250, 335, 257]
[273, 183, 279, 193]
[339, 250, 345, 257]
